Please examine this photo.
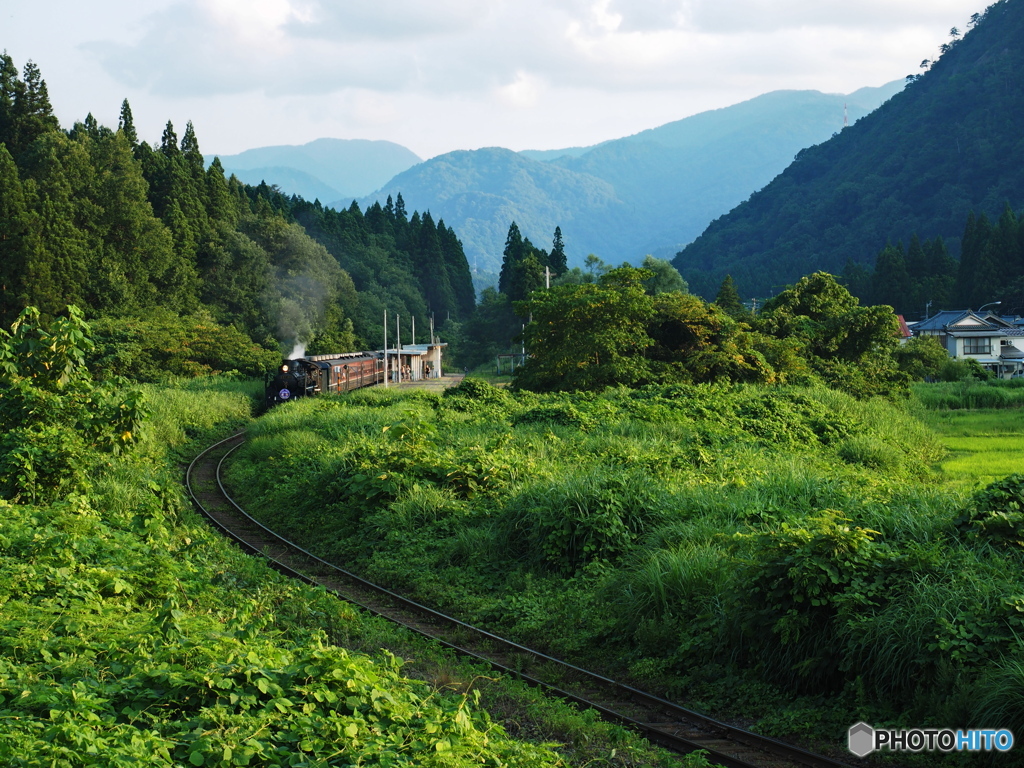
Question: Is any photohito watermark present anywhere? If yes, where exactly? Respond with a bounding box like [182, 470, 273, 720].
[848, 722, 1014, 757]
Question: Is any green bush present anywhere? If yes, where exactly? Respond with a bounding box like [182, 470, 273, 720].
[442, 376, 511, 406]
[0, 307, 147, 501]
[957, 474, 1024, 548]
[732, 511, 884, 692]
[502, 470, 668, 575]
[89, 310, 280, 381]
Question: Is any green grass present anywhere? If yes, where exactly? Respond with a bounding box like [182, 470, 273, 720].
[9, 377, 702, 768]
[918, 408, 1024, 485]
[223, 383, 1024, 759]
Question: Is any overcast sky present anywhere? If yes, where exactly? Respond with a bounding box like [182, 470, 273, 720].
[4, 0, 986, 160]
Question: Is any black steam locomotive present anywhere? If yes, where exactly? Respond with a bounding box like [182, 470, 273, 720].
[265, 352, 385, 407]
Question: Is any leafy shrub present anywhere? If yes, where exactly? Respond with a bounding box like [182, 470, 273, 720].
[733, 511, 884, 691]
[513, 402, 595, 431]
[442, 377, 510, 405]
[733, 389, 854, 447]
[89, 309, 280, 381]
[0, 307, 146, 502]
[0, 424, 89, 502]
[502, 471, 668, 575]
[957, 474, 1024, 548]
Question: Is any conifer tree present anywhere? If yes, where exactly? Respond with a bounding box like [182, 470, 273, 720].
[180, 121, 205, 180]
[872, 244, 910, 311]
[117, 99, 138, 147]
[438, 220, 475, 318]
[549, 226, 567, 274]
[0, 53, 19, 150]
[17, 133, 95, 315]
[415, 211, 456, 317]
[204, 157, 238, 224]
[160, 121, 179, 157]
[83, 129, 175, 312]
[0, 143, 35, 323]
[958, 212, 999, 309]
[0, 57, 59, 158]
[12, 61, 59, 156]
[714, 274, 748, 317]
[498, 222, 525, 296]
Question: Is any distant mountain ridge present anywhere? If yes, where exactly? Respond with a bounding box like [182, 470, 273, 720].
[672, 0, 1024, 299]
[360, 81, 904, 275]
[207, 138, 422, 202]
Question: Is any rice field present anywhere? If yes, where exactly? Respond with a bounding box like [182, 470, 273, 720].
[918, 407, 1024, 485]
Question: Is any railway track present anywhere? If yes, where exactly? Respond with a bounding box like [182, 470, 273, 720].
[186, 431, 857, 768]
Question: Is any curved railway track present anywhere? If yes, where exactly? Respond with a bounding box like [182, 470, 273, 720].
[187, 432, 856, 768]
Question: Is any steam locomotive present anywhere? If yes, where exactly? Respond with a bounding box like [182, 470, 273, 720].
[265, 352, 385, 407]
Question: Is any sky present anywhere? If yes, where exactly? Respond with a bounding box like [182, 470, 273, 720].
[4, 0, 987, 160]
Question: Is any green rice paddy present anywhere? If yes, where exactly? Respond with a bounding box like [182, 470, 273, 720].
[919, 407, 1024, 485]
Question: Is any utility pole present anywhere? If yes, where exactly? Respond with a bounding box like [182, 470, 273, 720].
[383, 310, 388, 388]
[412, 316, 415, 345]
[545, 265, 551, 289]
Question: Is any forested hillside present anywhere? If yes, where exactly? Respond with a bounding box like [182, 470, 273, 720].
[0, 55, 472, 374]
[842, 204, 1024, 317]
[674, 0, 1024, 300]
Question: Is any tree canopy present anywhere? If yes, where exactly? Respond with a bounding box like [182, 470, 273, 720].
[0, 54, 477, 366]
[512, 268, 909, 397]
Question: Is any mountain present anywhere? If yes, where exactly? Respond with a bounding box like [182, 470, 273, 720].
[360, 147, 621, 273]
[208, 138, 422, 202]
[361, 83, 903, 276]
[223, 165, 346, 203]
[673, 0, 1024, 299]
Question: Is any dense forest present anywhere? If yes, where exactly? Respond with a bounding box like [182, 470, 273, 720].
[0, 53, 474, 376]
[673, 0, 1024, 301]
[844, 204, 1024, 318]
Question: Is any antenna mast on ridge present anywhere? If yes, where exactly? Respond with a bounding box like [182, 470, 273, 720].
[844, 103, 848, 129]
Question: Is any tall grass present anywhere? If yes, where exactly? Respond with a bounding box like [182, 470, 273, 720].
[913, 380, 1024, 409]
[225, 381, 1024, 745]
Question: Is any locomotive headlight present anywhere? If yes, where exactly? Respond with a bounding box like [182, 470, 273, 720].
[281, 365, 289, 372]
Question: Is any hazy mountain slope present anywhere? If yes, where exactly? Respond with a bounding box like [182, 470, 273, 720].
[223, 165, 343, 203]
[362, 84, 901, 275]
[209, 138, 421, 200]
[360, 147, 625, 272]
[673, 0, 1024, 299]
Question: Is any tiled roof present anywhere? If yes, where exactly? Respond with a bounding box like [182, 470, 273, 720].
[913, 310, 1023, 335]
[913, 310, 968, 332]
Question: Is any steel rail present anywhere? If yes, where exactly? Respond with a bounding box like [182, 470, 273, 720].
[186, 432, 855, 768]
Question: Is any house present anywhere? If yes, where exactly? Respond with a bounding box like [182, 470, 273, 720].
[910, 310, 1024, 378]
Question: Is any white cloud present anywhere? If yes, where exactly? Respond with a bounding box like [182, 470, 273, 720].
[497, 71, 545, 108]
[84, 0, 982, 99]
[13, 0, 982, 156]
